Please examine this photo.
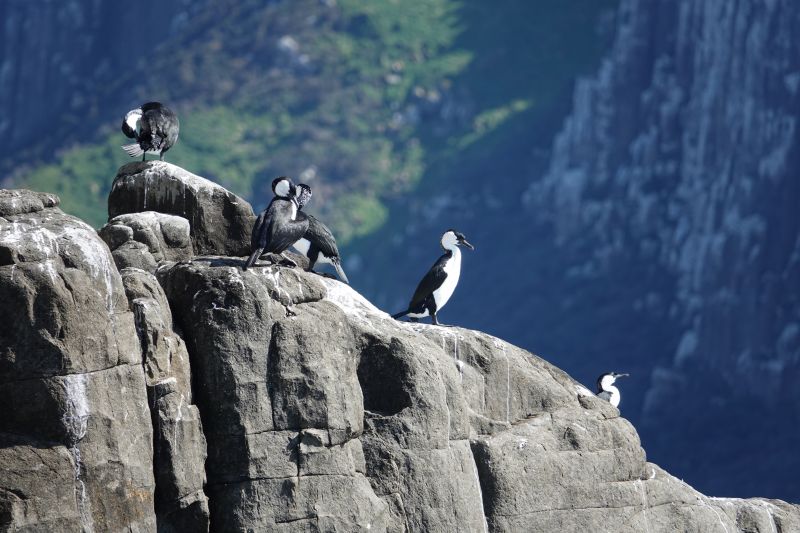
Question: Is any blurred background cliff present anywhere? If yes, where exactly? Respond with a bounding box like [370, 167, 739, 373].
[1, 0, 798, 501]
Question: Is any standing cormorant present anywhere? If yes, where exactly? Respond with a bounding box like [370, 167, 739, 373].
[596, 372, 629, 407]
[392, 229, 473, 326]
[121, 102, 179, 161]
[243, 178, 310, 270]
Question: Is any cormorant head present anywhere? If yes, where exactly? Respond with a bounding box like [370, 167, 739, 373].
[441, 229, 474, 251]
[295, 183, 313, 209]
[272, 177, 295, 199]
[596, 372, 629, 392]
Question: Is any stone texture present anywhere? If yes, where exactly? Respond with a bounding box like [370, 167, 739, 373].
[108, 161, 256, 256]
[0, 436, 82, 531]
[100, 212, 193, 273]
[4, 183, 800, 532]
[157, 258, 394, 531]
[120, 267, 209, 532]
[0, 190, 156, 531]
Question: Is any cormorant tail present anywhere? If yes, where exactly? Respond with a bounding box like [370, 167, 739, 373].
[243, 248, 264, 270]
[122, 143, 144, 158]
[332, 259, 349, 284]
[392, 309, 409, 320]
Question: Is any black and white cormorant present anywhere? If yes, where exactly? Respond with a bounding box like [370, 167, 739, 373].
[596, 372, 629, 407]
[292, 197, 349, 283]
[392, 229, 473, 325]
[243, 177, 310, 270]
[121, 102, 180, 161]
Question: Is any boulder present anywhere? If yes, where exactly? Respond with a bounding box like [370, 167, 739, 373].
[0, 190, 156, 532]
[100, 211, 193, 273]
[4, 183, 800, 533]
[157, 258, 392, 531]
[108, 161, 256, 256]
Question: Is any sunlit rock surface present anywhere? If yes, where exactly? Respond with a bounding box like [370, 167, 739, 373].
[2, 179, 799, 531]
[0, 189, 155, 531]
[100, 212, 194, 273]
[109, 161, 255, 257]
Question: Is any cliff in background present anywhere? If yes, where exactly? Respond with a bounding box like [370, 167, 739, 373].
[520, 0, 800, 496]
[1, 165, 798, 531]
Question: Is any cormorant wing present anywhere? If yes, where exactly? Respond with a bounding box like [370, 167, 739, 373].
[596, 391, 613, 402]
[305, 215, 340, 259]
[408, 252, 450, 310]
[263, 202, 309, 254]
[251, 207, 271, 250]
[141, 108, 169, 150]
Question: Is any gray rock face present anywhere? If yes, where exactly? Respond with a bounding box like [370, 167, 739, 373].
[3, 181, 799, 532]
[0, 190, 156, 531]
[108, 162, 256, 256]
[100, 212, 194, 273]
[157, 259, 392, 531]
[120, 268, 209, 532]
[157, 255, 800, 532]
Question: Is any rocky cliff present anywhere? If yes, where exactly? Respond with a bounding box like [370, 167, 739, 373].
[521, 0, 800, 497]
[1, 164, 798, 531]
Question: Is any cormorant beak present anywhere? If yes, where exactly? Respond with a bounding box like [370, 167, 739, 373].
[459, 239, 474, 250]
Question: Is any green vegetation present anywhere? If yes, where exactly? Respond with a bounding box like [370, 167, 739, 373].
[14, 0, 616, 239]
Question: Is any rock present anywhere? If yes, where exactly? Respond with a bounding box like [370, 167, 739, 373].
[160, 258, 798, 532]
[157, 258, 391, 531]
[0, 190, 156, 531]
[0, 435, 81, 531]
[99, 211, 193, 273]
[108, 161, 256, 256]
[4, 184, 800, 532]
[0, 189, 59, 217]
[119, 268, 209, 531]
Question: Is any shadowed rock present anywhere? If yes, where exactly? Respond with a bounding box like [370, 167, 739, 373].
[120, 268, 209, 531]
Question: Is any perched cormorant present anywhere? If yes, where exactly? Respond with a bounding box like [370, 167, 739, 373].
[121, 102, 179, 161]
[596, 372, 629, 407]
[292, 192, 349, 283]
[392, 229, 473, 325]
[243, 177, 309, 270]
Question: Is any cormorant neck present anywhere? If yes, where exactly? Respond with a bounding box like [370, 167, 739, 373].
[443, 242, 461, 255]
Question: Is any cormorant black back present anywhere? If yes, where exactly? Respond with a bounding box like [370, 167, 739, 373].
[595, 372, 629, 407]
[121, 102, 180, 161]
[392, 229, 474, 326]
[291, 183, 349, 284]
[243, 177, 310, 270]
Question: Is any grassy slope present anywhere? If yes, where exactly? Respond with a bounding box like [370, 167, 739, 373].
[13, 0, 615, 237]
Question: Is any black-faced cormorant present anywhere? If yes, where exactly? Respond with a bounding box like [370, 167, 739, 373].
[243, 177, 310, 270]
[121, 102, 180, 161]
[392, 229, 473, 325]
[596, 372, 629, 407]
[291, 190, 349, 283]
